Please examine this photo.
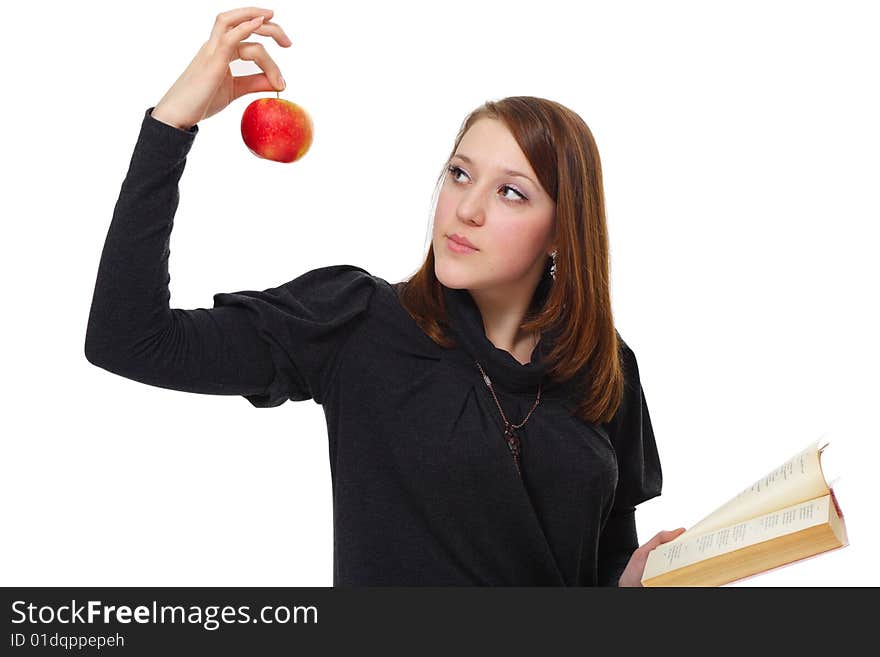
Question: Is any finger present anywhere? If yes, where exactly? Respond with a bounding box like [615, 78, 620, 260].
[645, 528, 686, 549]
[210, 7, 274, 41]
[255, 20, 292, 47]
[231, 72, 276, 100]
[659, 527, 687, 539]
[223, 14, 269, 48]
[658, 528, 687, 544]
[237, 41, 285, 90]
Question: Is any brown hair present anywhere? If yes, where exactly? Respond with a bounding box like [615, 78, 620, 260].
[394, 96, 624, 425]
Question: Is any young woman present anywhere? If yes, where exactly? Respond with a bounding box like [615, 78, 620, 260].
[85, 6, 685, 586]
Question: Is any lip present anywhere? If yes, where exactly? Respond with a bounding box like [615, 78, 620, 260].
[447, 237, 478, 254]
[447, 233, 479, 250]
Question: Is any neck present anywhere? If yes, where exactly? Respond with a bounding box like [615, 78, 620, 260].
[468, 279, 541, 363]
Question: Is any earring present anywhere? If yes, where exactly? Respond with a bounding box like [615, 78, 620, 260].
[549, 250, 558, 280]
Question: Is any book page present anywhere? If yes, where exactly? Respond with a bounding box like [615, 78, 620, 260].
[668, 437, 831, 544]
[643, 494, 833, 581]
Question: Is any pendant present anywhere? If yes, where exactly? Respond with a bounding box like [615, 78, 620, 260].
[504, 425, 522, 477]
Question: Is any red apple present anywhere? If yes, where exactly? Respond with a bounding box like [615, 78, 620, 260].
[241, 97, 313, 163]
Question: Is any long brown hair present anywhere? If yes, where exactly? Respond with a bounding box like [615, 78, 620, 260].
[395, 96, 624, 425]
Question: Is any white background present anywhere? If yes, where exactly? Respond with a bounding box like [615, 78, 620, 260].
[1, 0, 877, 586]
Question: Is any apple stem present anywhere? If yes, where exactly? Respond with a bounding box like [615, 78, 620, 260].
[276, 91, 280, 99]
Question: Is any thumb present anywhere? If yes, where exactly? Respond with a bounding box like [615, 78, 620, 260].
[663, 527, 687, 540]
[232, 72, 277, 100]
[649, 527, 687, 547]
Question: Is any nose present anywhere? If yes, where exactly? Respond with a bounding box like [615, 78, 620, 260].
[455, 189, 487, 226]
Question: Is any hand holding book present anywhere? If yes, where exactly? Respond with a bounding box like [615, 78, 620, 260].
[641, 436, 848, 586]
[618, 527, 687, 587]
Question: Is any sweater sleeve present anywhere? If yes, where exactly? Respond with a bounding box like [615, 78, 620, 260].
[597, 508, 639, 586]
[603, 338, 663, 511]
[596, 336, 663, 585]
[85, 106, 376, 407]
[211, 264, 377, 407]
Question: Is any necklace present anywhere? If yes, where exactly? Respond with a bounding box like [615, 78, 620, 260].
[474, 337, 542, 478]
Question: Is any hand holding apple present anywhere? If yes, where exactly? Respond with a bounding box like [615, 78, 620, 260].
[151, 8, 291, 132]
[241, 95, 314, 163]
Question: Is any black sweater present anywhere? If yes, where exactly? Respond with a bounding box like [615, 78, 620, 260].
[85, 107, 663, 586]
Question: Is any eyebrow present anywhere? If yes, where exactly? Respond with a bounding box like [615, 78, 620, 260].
[451, 153, 536, 186]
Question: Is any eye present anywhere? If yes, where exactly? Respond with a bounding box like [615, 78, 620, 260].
[446, 164, 527, 203]
[447, 164, 468, 184]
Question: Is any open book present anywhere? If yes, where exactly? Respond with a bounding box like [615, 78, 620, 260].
[641, 436, 848, 587]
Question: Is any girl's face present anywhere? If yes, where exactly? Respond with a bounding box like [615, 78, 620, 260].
[433, 118, 556, 293]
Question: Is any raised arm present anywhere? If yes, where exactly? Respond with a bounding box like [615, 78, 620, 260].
[84, 106, 277, 398]
[85, 8, 295, 399]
